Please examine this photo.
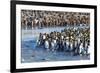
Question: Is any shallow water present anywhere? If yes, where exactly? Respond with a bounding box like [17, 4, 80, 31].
[21, 26, 90, 63]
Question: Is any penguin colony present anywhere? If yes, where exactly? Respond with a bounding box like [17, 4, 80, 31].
[21, 10, 90, 56]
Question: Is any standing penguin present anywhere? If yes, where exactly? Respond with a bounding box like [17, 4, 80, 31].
[44, 38, 50, 51]
[79, 43, 84, 56]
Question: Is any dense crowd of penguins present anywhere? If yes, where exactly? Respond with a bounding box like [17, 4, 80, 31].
[36, 27, 90, 56]
[21, 10, 90, 29]
[21, 10, 90, 56]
